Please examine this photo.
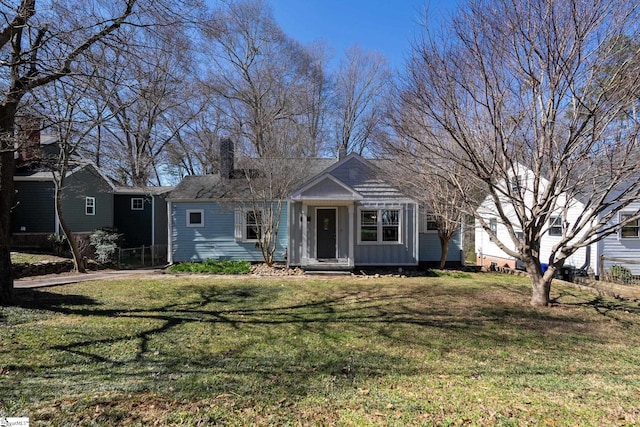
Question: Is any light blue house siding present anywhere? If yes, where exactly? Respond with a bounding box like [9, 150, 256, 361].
[170, 201, 288, 263]
[597, 200, 640, 275]
[419, 231, 463, 264]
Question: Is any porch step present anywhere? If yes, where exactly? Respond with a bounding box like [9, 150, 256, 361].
[304, 270, 352, 276]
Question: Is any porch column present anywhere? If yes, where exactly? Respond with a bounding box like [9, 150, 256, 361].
[348, 203, 354, 268]
[301, 204, 308, 264]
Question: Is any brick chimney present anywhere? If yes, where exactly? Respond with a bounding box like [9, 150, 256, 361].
[15, 116, 42, 163]
[219, 138, 234, 179]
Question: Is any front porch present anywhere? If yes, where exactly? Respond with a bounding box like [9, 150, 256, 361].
[289, 173, 363, 271]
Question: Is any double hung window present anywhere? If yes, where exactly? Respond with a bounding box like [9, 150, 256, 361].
[359, 208, 401, 244]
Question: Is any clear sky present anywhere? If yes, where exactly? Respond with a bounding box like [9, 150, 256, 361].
[270, 0, 459, 71]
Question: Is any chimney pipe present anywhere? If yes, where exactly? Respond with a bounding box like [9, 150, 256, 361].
[338, 145, 347, 160]
[15, 116, 42, 163]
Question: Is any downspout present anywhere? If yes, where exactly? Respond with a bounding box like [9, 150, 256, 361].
[167, 200, 173, 264]
[579, 245, 591, 272]
[53, 181, 60, 234]
[151, 195, 155, 246]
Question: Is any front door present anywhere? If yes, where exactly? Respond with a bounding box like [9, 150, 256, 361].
[316, 208, 337, 259]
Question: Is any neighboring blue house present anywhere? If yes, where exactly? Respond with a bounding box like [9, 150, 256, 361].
[168, 146, 464, 269]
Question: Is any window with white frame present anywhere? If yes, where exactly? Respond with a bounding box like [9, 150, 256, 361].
[489, 218, 497, 234]
[620, 213, 640, 239]
[549, 216, 563, 236]
[131, 198, 144, 210]
[358, 208, 401, 244]
[85, 197, 95, 216]
[510, 175, 523, 192]
[245, 210, 262, 241]
[422, 213, 438, 232]
[186, 209, 204, 227]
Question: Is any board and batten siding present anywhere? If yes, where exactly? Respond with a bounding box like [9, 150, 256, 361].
[419, 231, 462, 263]
[171, 201, 288, 263]
[12, 181, 56, 233]
[354, 202, 418, 266]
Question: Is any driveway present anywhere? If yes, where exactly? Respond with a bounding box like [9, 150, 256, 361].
[15, 269, 161, 289]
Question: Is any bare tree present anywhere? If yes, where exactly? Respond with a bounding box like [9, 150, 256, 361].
[237, 157, 303, 266]
[87, 26, 198, 186]
[204, 0, 324, 157]
[400, 0, 640, 306]
[332, 45, 391, 156]
[32, 74, 115, 274]
[0, 0, 204, 304]
[0, 0, 142, 304]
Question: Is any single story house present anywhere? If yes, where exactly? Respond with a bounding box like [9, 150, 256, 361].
[168, 145, 464, 269]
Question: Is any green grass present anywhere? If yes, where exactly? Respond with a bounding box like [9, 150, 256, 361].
[168, 259, 251, 274]
[10, 252, 68, 264]
[1, 273, 640, 425]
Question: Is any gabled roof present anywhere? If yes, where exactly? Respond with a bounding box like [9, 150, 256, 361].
[291, 173, 364, 201]
[169, 153, 415, 203]
[14, 161, 115, 190]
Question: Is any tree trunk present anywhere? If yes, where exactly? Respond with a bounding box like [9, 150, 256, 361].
[525, 259, 553, 307]
[54, 164, 86, 273]
[55, 201, 86, 274]
[0, 104, 17, 305]
[530, 275, 552, 307]
[438, 233, 450, 269]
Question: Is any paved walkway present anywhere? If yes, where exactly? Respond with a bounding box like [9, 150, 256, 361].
[15, 269, 161, 289]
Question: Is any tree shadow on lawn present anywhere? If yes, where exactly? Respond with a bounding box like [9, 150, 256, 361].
[6, 283, 637, 407]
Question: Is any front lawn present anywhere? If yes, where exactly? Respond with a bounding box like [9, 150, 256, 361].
[1, 273, 639, 425]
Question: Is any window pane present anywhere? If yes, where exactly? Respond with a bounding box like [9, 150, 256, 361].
[361, 226, 377, 241]
[381, 210, 399, 225]
[246, 211, 262, 240]
[189, 211, 202, 225]
[426, 214, 438, 231]
[361, 211, 377, 225]
[382, 226, 399, 242]
[621, 214, 639, 238]
[549, 216, 562, 236]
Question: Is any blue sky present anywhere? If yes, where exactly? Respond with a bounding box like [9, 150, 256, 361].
[270, 0, 459, 71]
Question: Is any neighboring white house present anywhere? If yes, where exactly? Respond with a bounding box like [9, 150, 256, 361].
[474, 165, 604, 275]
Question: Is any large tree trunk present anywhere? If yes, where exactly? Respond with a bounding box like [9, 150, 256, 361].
[438, 233, 450, 269]
[0, 104, 17, 305]
[525, 259, 554, 307]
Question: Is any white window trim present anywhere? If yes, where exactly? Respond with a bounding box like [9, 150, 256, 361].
[235, 208, 264, 242]
[422, 213, 438, 233]
[85, 197, 95, 216]
[186, 209, 204, 228]
[357, 207, 402, 245]
[488, 218, 497, 234]
[243, 209, 263, 242]
[619, 212, 640, 239]
[548, 216, 563, 237]
[131, 197, 144, 210]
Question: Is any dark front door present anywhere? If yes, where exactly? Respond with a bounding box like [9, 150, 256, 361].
[316, 208, 337, 259]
